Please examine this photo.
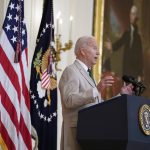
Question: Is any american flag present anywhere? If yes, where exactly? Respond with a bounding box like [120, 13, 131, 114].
[0, 0, 32, 150]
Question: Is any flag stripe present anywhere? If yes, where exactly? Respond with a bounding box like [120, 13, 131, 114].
[20, 53, 32, 130]
[42, 77, 50, 87]
[42, 74, 50, 83]
[41, 68, 51, 89]
[0, 123, 16, 150]
[22, 48, 29, 89]
[0, 104, 18, 149]
[20, 58, 30, 110]
[0, 65, 20, 120]
[19, 115, 31, 150]
[19, 52, 32, 150]
[41, 71, 50, 83]
[0, 84, 19, 134]
[0, 31, 23, 80]
[42, 69, 48, 78]
[0, 46, 21, 103]
[41, 69, 50, 88]
[20, 95, 31, 131]
[41, 76, 50, 85]
[18, 133, 28, 150]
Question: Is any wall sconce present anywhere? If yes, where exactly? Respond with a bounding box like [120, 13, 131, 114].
[55, 12, 73, 71]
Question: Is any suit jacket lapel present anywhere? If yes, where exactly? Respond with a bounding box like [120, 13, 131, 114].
[74, 60, 96, 87]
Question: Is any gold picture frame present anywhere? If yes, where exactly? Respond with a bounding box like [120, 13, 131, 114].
[93, 0, 105, 82]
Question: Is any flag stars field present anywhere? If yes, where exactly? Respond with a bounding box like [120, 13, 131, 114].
[9, 3, 15, 10]
[7, 13, 12, 20]
[5, 24, 11, 31]
[12, 26, 18, 33]
[11, 36, 17, 43]
[14, 15, 19, 22]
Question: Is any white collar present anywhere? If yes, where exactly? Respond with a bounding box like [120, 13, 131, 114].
[76, 59, 88, 72]
[131, 25, 134, 31]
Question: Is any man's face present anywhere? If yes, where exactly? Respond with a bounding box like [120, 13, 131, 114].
[84, 38, 99, 67]
[130, 9, 138, 25]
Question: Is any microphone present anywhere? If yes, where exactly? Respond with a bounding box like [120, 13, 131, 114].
[122, 75, 142, 87]
[122, 75, 146, 96]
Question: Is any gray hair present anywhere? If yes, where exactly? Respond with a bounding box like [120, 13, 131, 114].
[74, 36, 95, 55]
[130, 5, 138, 15]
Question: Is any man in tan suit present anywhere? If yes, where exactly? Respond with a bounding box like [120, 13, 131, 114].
[59, 36, 133, 150]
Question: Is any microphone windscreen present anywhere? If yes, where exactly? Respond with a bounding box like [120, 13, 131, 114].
[122, 75, 136, 83]
[122, 75, 131, 82]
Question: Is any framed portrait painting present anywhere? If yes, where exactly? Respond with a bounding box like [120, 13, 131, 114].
[93, 0, 150, 99]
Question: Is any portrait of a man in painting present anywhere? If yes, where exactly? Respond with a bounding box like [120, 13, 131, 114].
[94, 0, 150, 98]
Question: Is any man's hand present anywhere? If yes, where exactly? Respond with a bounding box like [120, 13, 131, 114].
[120, 83, 134, 95]
[104, 40, 113, 52]
[97, 76, 114, 93]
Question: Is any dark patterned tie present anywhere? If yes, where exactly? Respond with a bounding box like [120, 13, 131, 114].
[87, 69, 95, 84]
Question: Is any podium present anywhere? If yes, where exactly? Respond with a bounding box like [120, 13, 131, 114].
[77, 95, 150, 150]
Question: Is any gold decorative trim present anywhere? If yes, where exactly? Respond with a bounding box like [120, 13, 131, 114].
[93, 0, 105, 82]
[139, 104, 150, 135]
